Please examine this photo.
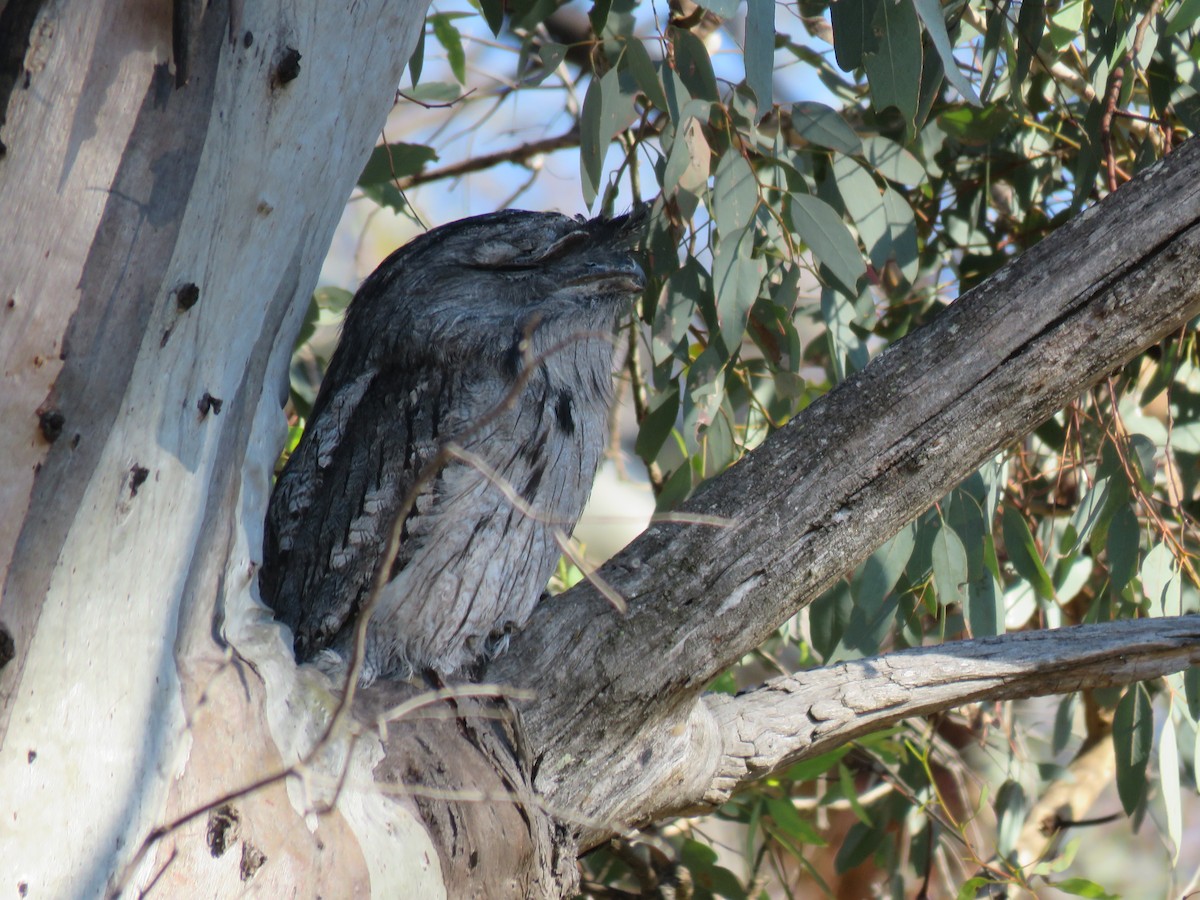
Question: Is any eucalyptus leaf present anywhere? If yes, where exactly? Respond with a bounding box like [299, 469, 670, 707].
[789, 193, 867, 292]
[791, 102, 862, 154]
[745, 0, 775, 119]
[910, 0, 981, 105]
[1001, 506, 1055, 599]
[1112, 682, 1153, 814]
[1160, 713, 1182, 863]
[863, 0, 922, 127]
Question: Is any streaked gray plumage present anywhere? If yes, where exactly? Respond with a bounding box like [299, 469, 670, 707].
[259, 209, 645, 680]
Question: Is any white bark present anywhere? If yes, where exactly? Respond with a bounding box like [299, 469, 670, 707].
[0, 2, 436, 896]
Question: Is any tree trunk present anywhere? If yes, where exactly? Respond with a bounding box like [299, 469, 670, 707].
[2, 2, 1199, 896]
[0, 2, 438, 895]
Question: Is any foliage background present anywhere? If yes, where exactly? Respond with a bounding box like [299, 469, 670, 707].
[293, 0, 1200, 894]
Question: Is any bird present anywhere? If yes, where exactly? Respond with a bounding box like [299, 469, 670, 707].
[259, 208, 646, 681]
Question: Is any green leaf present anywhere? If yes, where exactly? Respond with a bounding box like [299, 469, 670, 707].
[523, 42, 567, 86]
[1140, 542, 1181, 615]
[745, 0, 775, 119]
[429, 14, 466, 85]
[1067, 472, 1117, 555]
[932, 523, 968, 607]
[579, 68, 639, 205]
[1048, 0, 1085, 49]
[790, 102, 862, 154]
[406, 80, 461, 104]
[712, 225, 766, 352]
[1053, 693, 1078, 755]
[408, 23, 425, 86]
[1014, 0, 1045, 83]
[965, 572, 1002, 638]
[662, 110, 712, 220]
[1160, 712, 1182, 863]
[714, 150, 758, 233]
[1112, 682, 1153, 815]
[479, 0, 505, 35]
[834, 821, 886, 873]
[1048, 878, 1120, 899]
[938, 103, 1013, 144]
[909, 0, 981, 105]
[810, 581, 853, 660]
[859, 136, 925, 185]
[589, 0, 613, 35]
[837, 762, 872, 826]
[1105, 504, 1139, 594]
[766, 798, 827, 845]
[359, 143, 438, 188]
[788, 193, 866, 292]
[1166, 0, 1200, 36]
[957, 879, 995, 900]
[830, 0, 882, 70]
[1002, 506, 1054, 599]
[672, 28, 720, 102]
[783, 746, 851, 781]
[994, 779, 1027, 857]
[620, 38, 668, 111]
[1186, 667, 1200, 722]
[853, 524, 915, 616]
[580, 77, 605, 206]
[635, 386, 680, 463]
[862, 0, 922, 127]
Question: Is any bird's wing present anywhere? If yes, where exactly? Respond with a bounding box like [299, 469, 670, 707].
[260, 363, 447, 659]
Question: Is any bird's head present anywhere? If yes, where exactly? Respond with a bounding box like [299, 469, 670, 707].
[343, 208, 647, 369]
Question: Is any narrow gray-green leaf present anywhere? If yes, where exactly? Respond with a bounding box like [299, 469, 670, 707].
[1112, 682, 1153, 815]
[1186, 667, 1200, 722]
[862, 0, 922, 126]
[672, 28, 720, 102]
[714, 149, 758, 233]
[580, 75, 605, 205]
[745, 0, 775, 120]
[1105, 504, 1139, 594]
[994, 780, 1027, 857]
[830, 0, 882, 71]
[579, 68, 639, 206]
[789, 193, 866, 291]
[860, 136, 926, 185]
[1141, 542, 1181, 616]
[965, 572, 1002, 637]
[620, 37, 668, 111]
[662, 114, 710, 219]
[1160, 712, 1182, 863]
[1002, 506, 1054, 599]
[853, 524, 915, 616]
[713, 225, 765, 352]
[932, 523, 968, 607]
[909, 0, 981, 105]
[359, 143, 438, 188]
[430, 14, 466, 85]
[791, 102, 862, 154]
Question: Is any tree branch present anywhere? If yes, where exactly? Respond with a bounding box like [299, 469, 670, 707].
[487, 138, 1200, 842]
[698, 617, 1200, 812]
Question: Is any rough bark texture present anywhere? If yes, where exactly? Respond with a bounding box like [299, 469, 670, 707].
[488, 137, 1200, 847]
[2, 0, 1200, 894]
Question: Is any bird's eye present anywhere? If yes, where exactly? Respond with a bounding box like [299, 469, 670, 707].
[539, 231, 589, 261]
[467, 239, 539, 272]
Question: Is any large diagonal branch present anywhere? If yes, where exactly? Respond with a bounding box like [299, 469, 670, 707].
[486, 137, 1200, 842]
